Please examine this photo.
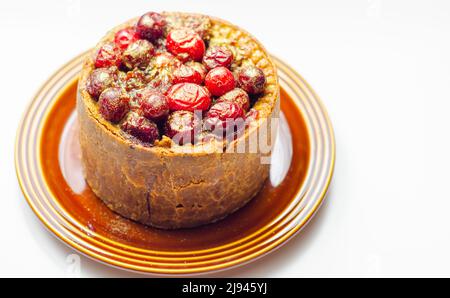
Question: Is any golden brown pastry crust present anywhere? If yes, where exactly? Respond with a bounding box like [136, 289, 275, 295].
[77, 12, 280, 229]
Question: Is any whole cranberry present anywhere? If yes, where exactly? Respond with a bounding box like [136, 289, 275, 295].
[173, 65, 203, 85]
[136, 12, 166, 41]
[114, 27, 139, 50]
[167, 83, 211, 112]
[204, 67, 235, 97]
[237, 66, 266, 94]
[206, 102, 245, 122]
[204, 102, 245, 132]
[166, 29, 205, 62]
[86, 68, 117, 99]
[122, 39, 154, 69]
[217, 88, 250, 111]
[94, 42, 121, 68]
[186, 61, 207, 82]
[137, 89, 169, 121]
[202, 46, 233, 70]
[165, 111, 199, 145]
[98, 87, 130, 123]
[121, 112, 159, 143]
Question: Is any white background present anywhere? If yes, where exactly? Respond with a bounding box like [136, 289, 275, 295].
[1, 0, 449, 277]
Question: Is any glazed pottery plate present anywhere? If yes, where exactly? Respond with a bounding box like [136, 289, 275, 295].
[15, 53, 335, 275]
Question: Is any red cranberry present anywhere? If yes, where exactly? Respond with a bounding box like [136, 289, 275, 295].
[114, 27, 139, 50]
[136, 12, 166, 41]
[204, 67, 235, 97]
[98, 87, 129, 123]
[121, 112, 159, 143]
[137, 89, 169, 121]
[186, 61, 207, 82]
[94, 42, 121, 68]
[237, 66, 266, 94]
[173, 65, 203, 85]
[122, 39, 154, 69]
[206, 102, 245, 122]
[204, 102, 245, 132]
[86, 68, 117, 99]
[166, 29, 205, 62]
[167, 83, 211, 112]
[217, 88, 250, 111]
[202, 46, 233, 70]
[165, 111, 199, 145]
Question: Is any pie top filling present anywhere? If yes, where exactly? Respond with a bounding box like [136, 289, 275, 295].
[83, 11, 277, 148]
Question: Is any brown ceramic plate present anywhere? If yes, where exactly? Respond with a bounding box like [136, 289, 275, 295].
[15, 52, 335, 275]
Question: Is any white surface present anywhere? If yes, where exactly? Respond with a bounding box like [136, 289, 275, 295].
[1, 0, 449, 277]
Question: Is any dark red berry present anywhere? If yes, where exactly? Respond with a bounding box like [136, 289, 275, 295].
[186, 61, 207, 82]
[136, 12, 166, 41]
[165, 111, 199, 145]
[121, 112, 159, 143]
[217, 88, 250, 111]
[137, 89, 169, 121]
[94, 42, 121, 68]
[166, 29, 205, 62]
[173, 65, 203, 84]
[167, 83, 211, 112]
[206, 102, 245, 122]
[114, 27, 139, 50]
[98, 87, 129, 123]
[237, 66, 266, 94]
[86, 68, 117, 99]
[204, 67, 235, 97]
[204, 102, 245, 132]
[202, 46, 233, 70]
[122, 39, 154, 69]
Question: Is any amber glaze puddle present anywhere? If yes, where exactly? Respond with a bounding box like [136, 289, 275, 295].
[40, 79, 310, 252]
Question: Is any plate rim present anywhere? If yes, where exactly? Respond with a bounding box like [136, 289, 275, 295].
[15, 53, 335, 275]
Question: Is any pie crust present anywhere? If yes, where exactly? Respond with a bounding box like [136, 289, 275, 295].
[77, 12, 280, 229]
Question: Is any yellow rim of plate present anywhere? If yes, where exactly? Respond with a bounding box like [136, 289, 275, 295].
[15, 53, 335, 275]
